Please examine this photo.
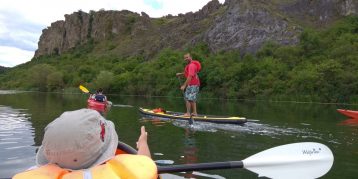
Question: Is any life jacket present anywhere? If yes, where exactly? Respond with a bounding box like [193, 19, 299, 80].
[152, 108, 166, 114]
[13, 154, 158, 179]
[95, 94, 106, 102]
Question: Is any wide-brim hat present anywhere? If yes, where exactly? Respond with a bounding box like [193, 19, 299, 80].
[36, 109, 118, 170]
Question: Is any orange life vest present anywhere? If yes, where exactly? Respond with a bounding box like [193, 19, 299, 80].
[152, 108, 166, 114]
[13, 154, 158, 179]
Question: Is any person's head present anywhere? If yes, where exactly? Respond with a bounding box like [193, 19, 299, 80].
[97, 88, 103, 94]
[36, 109, 118, 170]
[184, 53, 192, 63]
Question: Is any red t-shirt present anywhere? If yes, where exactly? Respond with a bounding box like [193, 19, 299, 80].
[184, 61, 200, 86]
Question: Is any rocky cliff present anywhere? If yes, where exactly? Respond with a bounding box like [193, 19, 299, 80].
[34, 0, 357, 58]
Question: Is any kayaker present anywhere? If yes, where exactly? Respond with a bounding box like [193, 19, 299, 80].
[176, 53, 201, 117]
[92, 88, 107, 102]
[13, 109, 156, 178]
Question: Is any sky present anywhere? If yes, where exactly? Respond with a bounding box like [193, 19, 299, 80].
[0, 0, 225, 67]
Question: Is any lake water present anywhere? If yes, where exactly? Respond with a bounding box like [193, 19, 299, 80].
[0, 91, 357, 178]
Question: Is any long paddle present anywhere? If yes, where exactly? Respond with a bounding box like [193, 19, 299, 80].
[157, 142, 334, 179]
[189, 114, 194, 125]
[177, 77, 195, 125]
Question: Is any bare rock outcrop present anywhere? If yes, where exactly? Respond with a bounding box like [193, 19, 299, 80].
[281, 0, 358, 26]
[33, 0, 357, 59]
[200, 0, 300, 53]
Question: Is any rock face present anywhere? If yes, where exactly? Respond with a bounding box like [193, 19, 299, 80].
[200, 0, 299, 53]
[34, 0, 357, 58]
[36, 11, 90, 56]
[281, 0, 357, 25]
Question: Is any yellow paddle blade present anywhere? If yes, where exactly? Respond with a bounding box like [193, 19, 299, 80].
[79, 85, 89, 93]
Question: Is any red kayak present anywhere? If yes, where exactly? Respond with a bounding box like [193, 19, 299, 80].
[337, 109, 358, 119]
[88, 98, 109, 112]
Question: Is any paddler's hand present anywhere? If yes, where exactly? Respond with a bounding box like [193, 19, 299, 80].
[176, 73, 183, 77]
[136, 126, 148, 149]
[180, 85, 186, 91]
[136, 126, 151, 158]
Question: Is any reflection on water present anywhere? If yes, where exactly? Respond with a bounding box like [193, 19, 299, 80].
[142, 118, 172, 127]
[1, 92, 357, 178]
[181, 128, 198, 178]
[0, 90, 26, 95]
[171, 120, 315, 137]
[169, 118, 346, 148]
[89, 102, 134, 116]
[131, 104, 357, 178]
[338, 118, 358, 126]
[112, 104, 133, 108]
[141, 114, 317, 140]
[147, 117, 226, 179]
[0, 106, 36, 178]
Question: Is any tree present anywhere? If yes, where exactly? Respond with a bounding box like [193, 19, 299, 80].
[47, 71, 64, 91]
[93, 71, 114, 91]
[28, 64, 56, 91]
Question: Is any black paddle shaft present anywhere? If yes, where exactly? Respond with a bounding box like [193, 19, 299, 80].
[157, 161, 244, 173]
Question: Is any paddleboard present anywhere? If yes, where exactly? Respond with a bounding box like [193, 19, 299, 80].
[139, 107, 246, 125]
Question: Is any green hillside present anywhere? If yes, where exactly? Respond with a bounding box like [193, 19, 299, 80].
[0, 66, 8, 74]
[0, 16, 357, 103]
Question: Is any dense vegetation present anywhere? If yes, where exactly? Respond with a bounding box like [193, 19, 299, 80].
[0, 66, 8, 74]
[1, 16, 357, 103]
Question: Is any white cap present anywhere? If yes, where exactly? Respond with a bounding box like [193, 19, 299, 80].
[36, 109, 118, 170]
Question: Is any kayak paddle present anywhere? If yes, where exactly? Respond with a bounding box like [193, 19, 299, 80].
[177, 77, 195, 125]
[157, 142, 334, 179]
[79, 85, 91, 94]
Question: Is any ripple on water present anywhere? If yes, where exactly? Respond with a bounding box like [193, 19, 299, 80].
[0, 106, 36, 178]
[168, 118, 325, 141]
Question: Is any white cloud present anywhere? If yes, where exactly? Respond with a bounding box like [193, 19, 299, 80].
[0, 0, 225, 67]
[0, 46, 34, 67]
